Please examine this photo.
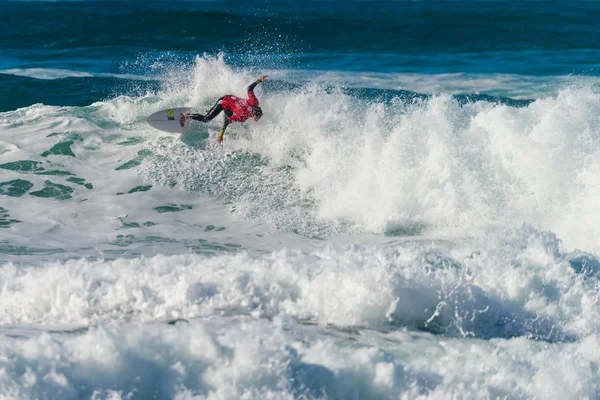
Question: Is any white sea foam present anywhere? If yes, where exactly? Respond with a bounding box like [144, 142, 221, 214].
[0, 314, 599, 399]
[2, 54, 600, 399]
[0, 226, 598, 397]
[0, 226, 595, 341]
[134, 55, 600, 251]
[4, 55, 600, 250]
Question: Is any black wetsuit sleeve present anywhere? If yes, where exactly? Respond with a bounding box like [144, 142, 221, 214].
[247, 79, 261, 92]
[220, 109, 234, 133]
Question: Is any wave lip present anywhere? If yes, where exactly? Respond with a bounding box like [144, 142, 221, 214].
[0, 68, 155, 81]
[0, 68, 93, 80]
[276, 69, 600, 100]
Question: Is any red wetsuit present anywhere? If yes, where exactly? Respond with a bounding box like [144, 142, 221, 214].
[185, 79, 263, 135]
[221, 84, 259, 124]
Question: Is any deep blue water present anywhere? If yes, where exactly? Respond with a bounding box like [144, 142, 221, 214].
[1, 1, 600, 110]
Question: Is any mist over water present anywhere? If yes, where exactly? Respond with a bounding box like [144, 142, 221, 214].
[2, 1, 600, 399]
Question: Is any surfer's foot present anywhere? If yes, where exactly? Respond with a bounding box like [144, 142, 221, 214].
[179, 113, 186, 127]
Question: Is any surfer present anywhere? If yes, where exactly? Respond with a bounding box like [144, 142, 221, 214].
[180, 75, 268, 143]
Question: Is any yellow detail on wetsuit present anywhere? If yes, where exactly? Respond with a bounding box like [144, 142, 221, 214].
[218, 130, 224, 138]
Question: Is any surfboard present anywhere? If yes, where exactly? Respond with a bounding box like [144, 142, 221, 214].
[145, 107, 194, 133]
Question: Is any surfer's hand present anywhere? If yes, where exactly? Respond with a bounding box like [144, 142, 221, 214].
[179, 113, 186, 127]
[258, 75, 268, 82]
[216, 135, 223, 144]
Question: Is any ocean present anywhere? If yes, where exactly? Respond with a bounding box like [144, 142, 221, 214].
[2, 1, 600, 398]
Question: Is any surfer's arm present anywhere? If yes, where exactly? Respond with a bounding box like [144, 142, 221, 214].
[217, 114, 247, 142]
[247, 75, 268, 106]
[247, 80, 260, 92]
[223, 117, 231, 131]
[216, 116, 232, 143]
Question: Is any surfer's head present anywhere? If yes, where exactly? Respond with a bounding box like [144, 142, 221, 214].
[252, 106, 263, 121]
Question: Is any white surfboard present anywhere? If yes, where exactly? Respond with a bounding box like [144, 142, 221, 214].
[145, 107, 195, 133]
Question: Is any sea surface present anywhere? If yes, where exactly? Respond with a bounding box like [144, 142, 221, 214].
[2, 1, 600, 399]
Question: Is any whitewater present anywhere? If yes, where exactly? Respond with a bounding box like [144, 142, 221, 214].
[2, 53, 600, 399]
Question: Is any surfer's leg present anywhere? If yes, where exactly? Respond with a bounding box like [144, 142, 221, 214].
[203, 101, 223, 122]
[180, 97, 225, 126]
[180, 110, 216, 126]
[202, 96, 227, 122]
[185, 113, 213, 123]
